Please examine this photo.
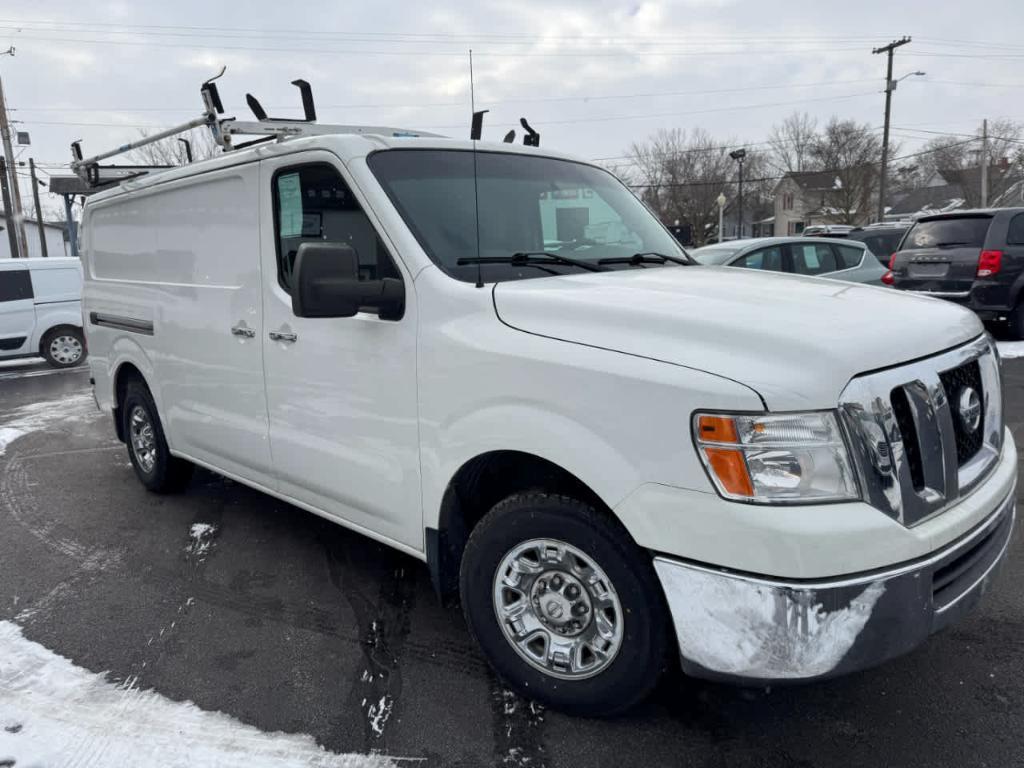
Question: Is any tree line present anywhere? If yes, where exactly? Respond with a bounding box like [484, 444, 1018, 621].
[622, 112, 1024, 245]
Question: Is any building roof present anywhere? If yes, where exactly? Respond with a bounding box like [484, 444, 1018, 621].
[887, 184, 966, 216]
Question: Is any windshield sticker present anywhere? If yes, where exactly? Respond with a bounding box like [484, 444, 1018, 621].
[277, 173, 303, 238]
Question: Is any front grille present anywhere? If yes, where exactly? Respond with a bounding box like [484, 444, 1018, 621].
[939, 360, 984, 465]
[839, 337, 1002, 527]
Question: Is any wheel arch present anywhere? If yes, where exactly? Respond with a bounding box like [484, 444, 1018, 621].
[111, 360, 149, 443]
[427, 450, 620, 602]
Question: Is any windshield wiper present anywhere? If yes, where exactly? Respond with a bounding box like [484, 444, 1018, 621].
[457, 252, 608, 273]
[598, 252, 694, 267]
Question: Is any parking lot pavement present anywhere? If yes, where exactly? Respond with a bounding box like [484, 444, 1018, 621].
[1, 358, 1022, 768]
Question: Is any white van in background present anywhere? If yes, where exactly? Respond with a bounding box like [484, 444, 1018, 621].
[0, 257, 86, 368]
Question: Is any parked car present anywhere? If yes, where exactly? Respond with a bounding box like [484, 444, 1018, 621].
[690, 237, 889, 284]
[848, 221, 912, 265]
[0, 257, 86, 368]
[82, 132, 1015, 716]
[801, 224, 854, 238]
[890, 208, 1024, 337]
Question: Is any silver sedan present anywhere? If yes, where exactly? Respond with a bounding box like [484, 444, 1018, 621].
[690, 237, 890, 285]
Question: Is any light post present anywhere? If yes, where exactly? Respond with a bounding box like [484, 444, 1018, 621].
[729, 148, 746, 239]
[716, 192, 727, 243]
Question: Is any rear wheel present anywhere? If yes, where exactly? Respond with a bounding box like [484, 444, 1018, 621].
[121, 380, 193, 493]
[41, 326, 86, 368]
[460, 492, 672, 716]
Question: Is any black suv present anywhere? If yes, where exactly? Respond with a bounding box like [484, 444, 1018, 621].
[891, 208, 1024, 337]
[848, 223, 910, 264]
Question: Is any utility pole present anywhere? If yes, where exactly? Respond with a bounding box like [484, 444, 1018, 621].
[29, 158, 47, 257]
[980, 119, 989, 208]
[873, 36, 911, 222]
[0, 47, 27, 258]
[0, 157, 19, 259]
[730, 148, 747, 238]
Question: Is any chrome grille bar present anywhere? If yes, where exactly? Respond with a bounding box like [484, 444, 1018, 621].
[839, 335, 1002, 526]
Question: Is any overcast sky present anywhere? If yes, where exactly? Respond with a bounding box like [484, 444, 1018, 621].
[1, 0, 1022, 215]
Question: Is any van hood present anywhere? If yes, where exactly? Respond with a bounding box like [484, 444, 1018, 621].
[492, 267, 983, 410]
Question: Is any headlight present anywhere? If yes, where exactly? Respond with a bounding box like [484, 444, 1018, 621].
[693, 411, 858, 504]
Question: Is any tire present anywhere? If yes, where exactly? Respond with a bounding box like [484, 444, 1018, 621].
[460, 492, 672, 716]
[1008, 302, 1024, 341]
[41, 326, 87, 368]
[121, 380, 193, 493]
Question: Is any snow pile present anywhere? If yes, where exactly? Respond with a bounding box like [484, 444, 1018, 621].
[0, 393, 99, 456]
[0, 621, 397, 768]
[997, 341, 1024, 359]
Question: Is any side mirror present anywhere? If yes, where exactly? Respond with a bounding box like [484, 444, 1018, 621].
[291, 242, 404, 320]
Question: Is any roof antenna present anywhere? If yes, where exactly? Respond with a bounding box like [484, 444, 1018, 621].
[470, 49, 484, 289]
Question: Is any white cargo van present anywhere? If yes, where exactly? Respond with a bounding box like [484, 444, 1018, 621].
[0, 257, 86, 368]
[81, 132, 1016, 715]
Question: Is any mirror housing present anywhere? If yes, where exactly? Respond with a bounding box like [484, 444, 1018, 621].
[291, 242, 404, 320]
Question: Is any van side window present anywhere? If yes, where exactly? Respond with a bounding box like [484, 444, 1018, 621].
[272, 163, 400, 293]
[0, 269, 33, 302]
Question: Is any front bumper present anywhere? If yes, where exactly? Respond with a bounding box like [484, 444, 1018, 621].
[653, 487, 1015, 683]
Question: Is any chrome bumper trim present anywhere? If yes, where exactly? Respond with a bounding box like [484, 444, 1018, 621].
[654, 488, 1015, 682]
[905, 290, 971, 298]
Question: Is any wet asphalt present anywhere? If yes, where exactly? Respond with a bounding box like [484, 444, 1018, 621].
[0, 356, 1022, 768]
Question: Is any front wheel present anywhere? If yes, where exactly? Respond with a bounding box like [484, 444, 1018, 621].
[460, 492, 672, 716]
[41, 326, 87, 368]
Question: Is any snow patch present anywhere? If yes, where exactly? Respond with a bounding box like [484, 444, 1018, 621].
[997, 341, 1024, 359]
[0, 393, 99, 456]
[366, 695, 394, 738]
[186, 523, 218, 557]
[0, 621, 397, 767]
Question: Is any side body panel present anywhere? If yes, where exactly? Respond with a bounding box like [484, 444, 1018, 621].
[83, 163, 273, 485]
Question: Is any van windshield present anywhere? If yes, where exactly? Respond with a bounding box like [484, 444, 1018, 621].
[367, 149, 686, 283]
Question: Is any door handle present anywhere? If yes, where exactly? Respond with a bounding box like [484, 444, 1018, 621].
[231, 325, 256, 338]
[269, 330, 298, 343]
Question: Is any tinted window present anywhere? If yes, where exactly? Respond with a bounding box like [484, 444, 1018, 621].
[904, 217, 992, 249]
[734, 246, 784, 271]
[789, 243, 839, 275]
[368, 149, 685, 283]
[835, 244, 864, 269]
[0, 269, 33, 302]
[1008, 213, 1024, 245]
[855, 232, 904, 261]
[272, 163, 400, 293]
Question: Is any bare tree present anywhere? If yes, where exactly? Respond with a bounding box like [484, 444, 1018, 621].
[767, 112, 819, 174]
[627, 128, 737, 245]
[125, 127, 220, 166]
[808, 118, 884, 224]
[919, 119, 1024, 207]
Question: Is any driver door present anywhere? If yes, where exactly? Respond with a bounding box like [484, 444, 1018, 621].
[258, 151, 422, 551]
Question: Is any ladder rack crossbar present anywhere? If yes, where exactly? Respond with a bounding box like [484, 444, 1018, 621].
[71, 114, 213, 175]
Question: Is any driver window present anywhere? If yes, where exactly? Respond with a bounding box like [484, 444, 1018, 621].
[273, 163, 400, 293]
[537, 187, 641, 251]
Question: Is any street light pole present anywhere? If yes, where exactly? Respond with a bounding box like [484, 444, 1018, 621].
[730, 148, 747, 239]
[716, 192, 726, 243]
[873, 36, 912, 222]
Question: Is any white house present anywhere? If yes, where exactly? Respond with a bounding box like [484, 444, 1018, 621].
[0, 212, 69, 259]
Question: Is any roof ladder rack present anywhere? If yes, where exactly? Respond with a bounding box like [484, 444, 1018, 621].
[70, 69, 441, 187]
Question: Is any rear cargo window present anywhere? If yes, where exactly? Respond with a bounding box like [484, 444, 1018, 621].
[835, 244, 864, 269]
[904, 217, 991, 249]
[856, 232, 904, 260]
[0, 268, 33, 302]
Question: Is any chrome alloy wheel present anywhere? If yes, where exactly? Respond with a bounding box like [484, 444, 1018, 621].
[128, 405, 157, 474]
[49, 334, 83, 365]
[493, 538, 624, 680]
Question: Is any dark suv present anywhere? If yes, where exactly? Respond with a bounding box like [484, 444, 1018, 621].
[848, 223, 910, 264]
[891, 208, 1024, 337]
